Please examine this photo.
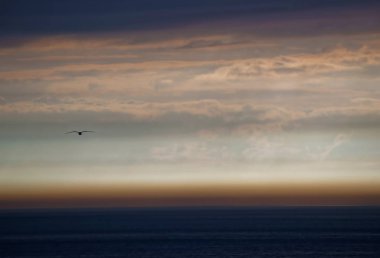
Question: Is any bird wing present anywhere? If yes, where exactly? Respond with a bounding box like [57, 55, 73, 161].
[65, 131, 78, 134]
[82, 130, 95, 133]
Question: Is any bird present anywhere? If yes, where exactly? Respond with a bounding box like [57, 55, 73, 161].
[65, 130, 95, 135]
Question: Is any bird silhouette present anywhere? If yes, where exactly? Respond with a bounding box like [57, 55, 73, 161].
[65, 130, 95, 135]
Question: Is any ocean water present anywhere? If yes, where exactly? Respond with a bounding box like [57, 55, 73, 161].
[1, 206, 380, 258]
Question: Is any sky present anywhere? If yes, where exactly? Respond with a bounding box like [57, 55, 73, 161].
[1, 0, 380, 208]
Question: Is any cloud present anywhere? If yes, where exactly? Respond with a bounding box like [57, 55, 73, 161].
[291, 107, 380, 131]
[151, 142, 231, 162]
[0, 79, 50, 99]
[1, 0, 379, 40]
[0, 56, 216, 80]
[0, 98, 300, 139]
[241, 136, 301, 161]
[150, 132, 352, 163]
[154, 79, 174, 90]
[196, 46, 380, 82]
[317, 134, 351, 161]
[1, 93, 380, 138]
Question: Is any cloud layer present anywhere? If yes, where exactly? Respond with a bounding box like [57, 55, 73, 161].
[1, 1, 380, 207]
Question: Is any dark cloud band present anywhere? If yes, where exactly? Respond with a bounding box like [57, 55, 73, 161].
[1, 0, 379, 38]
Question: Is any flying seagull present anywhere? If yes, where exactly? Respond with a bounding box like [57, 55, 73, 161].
[65, 130, 95, 135]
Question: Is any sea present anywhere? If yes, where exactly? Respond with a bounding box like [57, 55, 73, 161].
[1, 206, 380, 258]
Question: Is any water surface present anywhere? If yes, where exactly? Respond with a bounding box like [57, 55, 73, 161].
[1, 206, 380, 257]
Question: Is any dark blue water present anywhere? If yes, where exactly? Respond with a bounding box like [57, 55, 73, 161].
[1, 206, 380, 257]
